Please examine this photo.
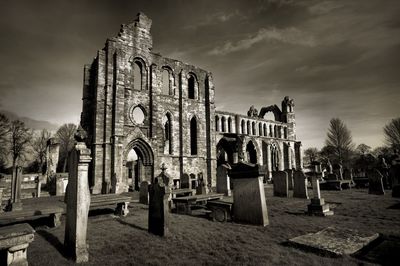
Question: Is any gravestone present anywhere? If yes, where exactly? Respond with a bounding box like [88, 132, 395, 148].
[35, 176, 41, 198]
[139, 181, 149, 204]
[64, 141, 91, 263]
[181, 174, 189, 189]
[9, 166, 23, 211]
[325, 173, 338, 181]
[148, 176, 170, 236]
[285, 169, 294, 190]
[273, 171, 289, 197]
[216, 164, 231, 196]
[308, 174, 333, 216]
[390, 164, 400, 197]
[229, 162, 269, 226]
[333, 164, 343, 179]
[367, 169, 385, 195]
[293, 170, 309, 199]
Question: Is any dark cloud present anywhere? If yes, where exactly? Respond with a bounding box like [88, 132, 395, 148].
[0, 0, 399, 149]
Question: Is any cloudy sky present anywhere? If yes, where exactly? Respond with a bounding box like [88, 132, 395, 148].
[0, 0, 399, 149]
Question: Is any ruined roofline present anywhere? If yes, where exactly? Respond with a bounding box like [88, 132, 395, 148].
[215, 110, 287, 125]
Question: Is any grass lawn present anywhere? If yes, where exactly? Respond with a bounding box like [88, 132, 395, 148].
[27, 186, 400, 265]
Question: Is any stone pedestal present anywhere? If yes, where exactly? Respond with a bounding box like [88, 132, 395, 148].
[293, 170, 309, 199]
[308, 176, 333, 216]
[139, 181, 149, 205]
[0, 223, 35, 266]
[273, 171, 289, 197]
[216, 164, 232, 196]
[230, 162, 269, 226]
[148, 181, 170, 236]
[64, 142, 91, 263]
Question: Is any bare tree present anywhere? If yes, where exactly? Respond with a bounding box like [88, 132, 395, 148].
[384, 117, 400, 149]
[32, 129, 51, 173]
[356, 143, 371, 155]
[8, 120, 32, 168]
[56, 123, 77, 172]
[325, 118, 354, 164]
[304, 147, 319, 164]
[0, 113, 10, 160]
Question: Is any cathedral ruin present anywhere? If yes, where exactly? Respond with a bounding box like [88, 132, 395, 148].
[80, 13, 303, 194]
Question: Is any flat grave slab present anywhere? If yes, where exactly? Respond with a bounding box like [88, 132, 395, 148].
[288, 226, 379, 257]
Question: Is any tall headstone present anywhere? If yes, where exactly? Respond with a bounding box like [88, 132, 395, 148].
[10, 166, 23, 211]
[46, 138, 60, 180]
[139, 181, 149, 204]
[307, 166, 333, 216]
[367, 169, 385, 195]
[293, 170, 309, 199]
[216, 164, 231, 196]
[148, 164, 170, 236]
[273, 171, 289, 197]
[64, 140, 91, 263]
[229, 162, 269, 226]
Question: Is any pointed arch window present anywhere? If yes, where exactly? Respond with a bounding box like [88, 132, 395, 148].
[163, 113, 172, 154]
[221, 116, 226, 132]
[188, 75, 195, 99]
[228, 117, 232, 133]
[190, 117, 197, 155]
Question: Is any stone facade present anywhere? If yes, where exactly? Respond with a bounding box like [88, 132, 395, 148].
[80, 13, 303, 194]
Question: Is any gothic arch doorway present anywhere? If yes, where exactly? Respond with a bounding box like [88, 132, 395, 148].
[125, 138, 154, 191]
[246, 140, 257, 164]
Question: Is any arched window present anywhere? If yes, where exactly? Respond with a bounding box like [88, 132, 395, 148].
[188, 75, 195, 99]
[274, 125, 277, 138]
[190, 117, 197, 155]
[133, 61, 142, 90]
[263, 124, 267, 136]
[241, 120, 245, 134]
[130, 106, 145, 124]
[252, 122, 256, 135]
[247, 121, 251, 135]
[161, 69, 171, 95]
[284, 127, 288, 139]
[221, 116, 226, 132]
[215, 116, 220, 132]
[246, 141, 257, 164]
[258, 123, 262, 136]
[269, 125, 273, 137]
[163, 114, 172, 154]
[228, 117, 232, 133]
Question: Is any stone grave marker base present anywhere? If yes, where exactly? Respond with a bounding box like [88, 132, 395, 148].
[288, 227, 379, 257]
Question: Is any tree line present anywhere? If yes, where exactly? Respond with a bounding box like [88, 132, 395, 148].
[0, 113, 77, 174]
[304, 117, 400, 169]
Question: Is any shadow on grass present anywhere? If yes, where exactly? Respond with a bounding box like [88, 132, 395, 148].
[353, 234, 400, 265]
[116, 218, 147, 232]
[285, 211, 307, 216]
[89, 208, 115, 217]
[36, 229, 67, 258]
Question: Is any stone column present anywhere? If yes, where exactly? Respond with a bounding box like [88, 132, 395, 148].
[266, 144, 272, 179]
[10, 166, 23, 211]
[64, 142, 91, 263]
[287, 143, 292, 170]
[278, 144, 284, 171]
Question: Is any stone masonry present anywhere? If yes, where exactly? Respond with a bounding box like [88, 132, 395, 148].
[80, 13, 303, 194]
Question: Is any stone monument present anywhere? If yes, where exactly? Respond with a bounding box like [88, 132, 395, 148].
[148, 164, 170, 236]
[273, 171, 289, 197]
[139, 181, 149, 205]
[216, 163, 232, 196]
[229, 162, 269, 226]
[307, 164, 333, 216]
[367, 169, 385, 195]
[9, 166, 23, 211]
[293, 170, 309, 199]
[64, 129, 91, 263]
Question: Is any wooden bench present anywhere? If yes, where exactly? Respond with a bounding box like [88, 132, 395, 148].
[0, 205, 63, 228]
[172, 193, 224, 215]
[90, 193, 132, 217]
[206, 200, 233, 222]
[0, 223, 35, 266]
